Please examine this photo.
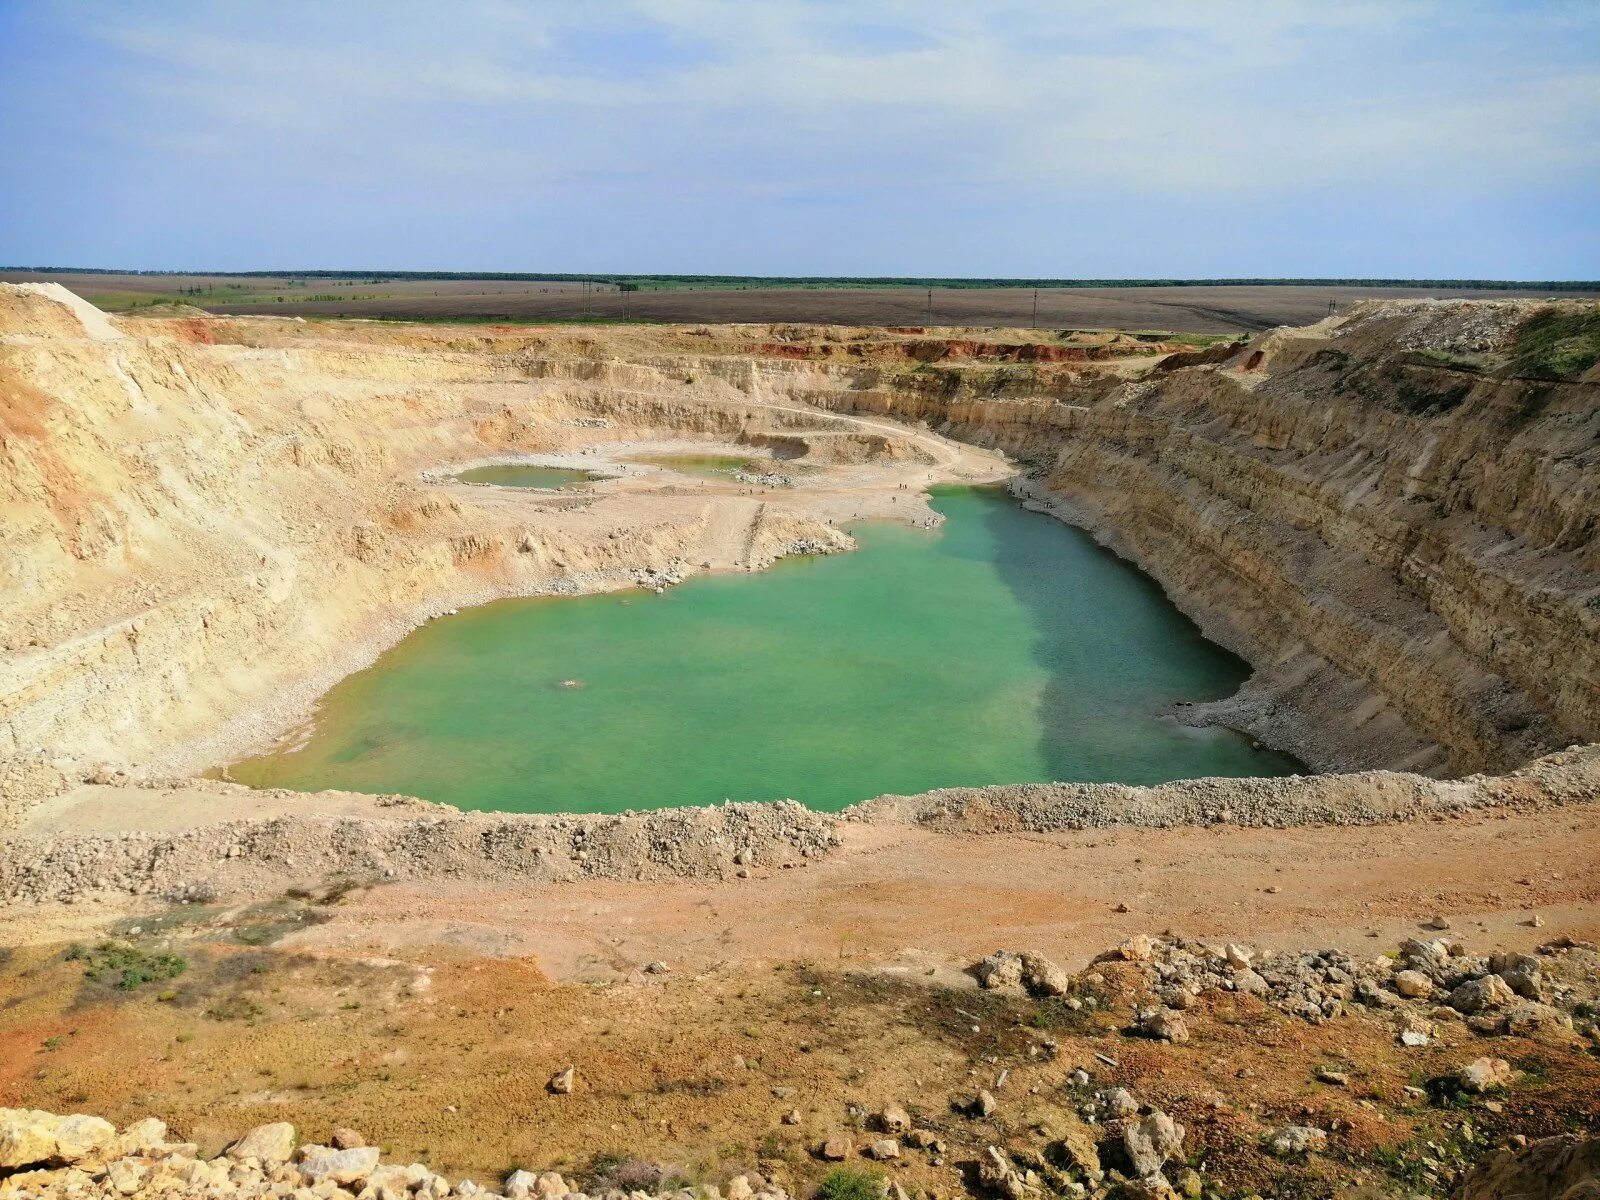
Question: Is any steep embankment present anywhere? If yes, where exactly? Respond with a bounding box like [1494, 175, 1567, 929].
[774, 301, 1599, 776]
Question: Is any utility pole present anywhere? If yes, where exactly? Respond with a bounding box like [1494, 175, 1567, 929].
[1032, 288, 1039, 330]
[927, 288, 933, 326]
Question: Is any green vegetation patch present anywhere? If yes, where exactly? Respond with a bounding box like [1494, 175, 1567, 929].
[1505, 306, 1600, 379]
[815, 1168, 883, 1200]
[65, 941, 188, 990]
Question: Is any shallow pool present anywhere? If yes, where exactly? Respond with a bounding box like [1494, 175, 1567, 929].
[625, 453, 759, 478]
[455, 464, 599, 489]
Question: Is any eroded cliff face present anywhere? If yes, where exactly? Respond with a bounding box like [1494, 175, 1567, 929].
[777, 301, 1599, 776]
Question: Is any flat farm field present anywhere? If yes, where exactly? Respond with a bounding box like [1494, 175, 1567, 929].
[5, 270, 1597, 333]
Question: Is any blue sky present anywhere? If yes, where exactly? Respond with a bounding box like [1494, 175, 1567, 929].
[1, 0, 1597, 277]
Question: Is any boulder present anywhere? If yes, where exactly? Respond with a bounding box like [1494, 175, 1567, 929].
[978, 1147, 1029, 1200]
[0, 1110, 116, 1168]
[1392, 969, 1435, 998]
[1138, 1010, 1190, 1043]
[1493, 955, 1546, 1001]
[1050, 1112, 1101, 1178]
[876, 1105, 912, 1135]
[1233, 968, 1268, 995]
[1448, 974, 1516, 1014]
[1265, 1126, 1327, 1158]
[1398, 938, 1450, 972]
[1504, 1001, 1574, 1037]
[975, 951, 1026, 992]
[227, 1122, 298, 1167]
[1116, 1180, 1179, 1200]
[0, 1110, 65, 1168]
[299, 1145, 383, 1185]
[115, 1118, 170, 1156]
[864, 1140, 900, 1161]
[1124, 1110, 1184, 1178]
[1019, 952, 1071, 997]
[105, 1157, 149, 1194]
[819, 1137, 851, 1161]
[1458, 1057, 1514, 1094]
[1117, 936, 1157, 963]
[51, 1114, 116, 1164]
[329, 1127, 366, 1150]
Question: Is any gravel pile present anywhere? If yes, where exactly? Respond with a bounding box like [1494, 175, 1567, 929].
[0, 800, 839, 905]
[855, 744, 1600, 832]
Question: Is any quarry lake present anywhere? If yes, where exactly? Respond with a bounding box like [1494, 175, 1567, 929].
[228, 487, 1297, 812]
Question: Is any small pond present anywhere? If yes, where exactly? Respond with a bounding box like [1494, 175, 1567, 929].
[455, 464, 600, 489]
[626, 454, 760, 478]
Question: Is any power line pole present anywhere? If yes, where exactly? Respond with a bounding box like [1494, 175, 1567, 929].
[1032, 288, 1039, 330]
[926, 288, 933, 326]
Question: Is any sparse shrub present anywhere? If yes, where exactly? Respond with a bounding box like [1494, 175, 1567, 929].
[816, 1167, 882, 1200]
[71, 941, 187, 990]
[205, 995, 264, 1021]
[585, 1154, 673, 1193]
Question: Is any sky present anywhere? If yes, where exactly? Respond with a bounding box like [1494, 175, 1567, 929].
[1, 0, 1597, 278]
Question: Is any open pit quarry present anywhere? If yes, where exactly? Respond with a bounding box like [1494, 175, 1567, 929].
[2, 283, 1599, 1199]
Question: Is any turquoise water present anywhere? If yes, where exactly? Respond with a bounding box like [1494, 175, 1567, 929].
[456, 464, 598, 489]
[229, 487, 1296, 812]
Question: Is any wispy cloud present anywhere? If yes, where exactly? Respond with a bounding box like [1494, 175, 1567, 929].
[1, 0, 1596, 273]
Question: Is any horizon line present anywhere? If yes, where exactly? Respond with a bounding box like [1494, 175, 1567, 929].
[6, 268, 1600, 290]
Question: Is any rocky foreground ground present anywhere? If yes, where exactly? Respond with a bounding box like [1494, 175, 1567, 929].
[2, 919, 1598, 1200]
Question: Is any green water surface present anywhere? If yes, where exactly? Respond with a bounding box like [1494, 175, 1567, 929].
[456, 464, 598, 489]
[230, 487, 1296, 812]
[626, 453, 760, 478]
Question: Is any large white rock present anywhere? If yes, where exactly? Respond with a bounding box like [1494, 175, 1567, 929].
[226, 1122, 298, 1166]
[1458, 1057, 1514, 1094]
[0, 1109, 115, 1167]
[299, 1144, 383, 1185]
